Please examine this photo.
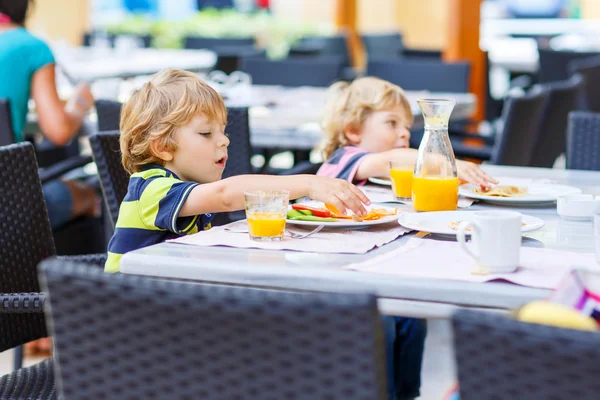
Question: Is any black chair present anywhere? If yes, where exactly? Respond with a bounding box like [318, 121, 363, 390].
[89, 131, 129, 227]
[95, 99, 122, 132]
[537, 48, 600, 83]
[0, 142, 106, 397]
[529, 74, 583, 168]
[82, 31, 152, 48]
[291, 33, 350, 62]
[569, 56, 600, 112]
[490, 88, 549, 166]
[362, 32, 404, 57]
[183, 36, 254, 50]
[403, 48, 443, 61]
[566, 111, 600, 171]
[0, 99, 105, 256]
[452, 309, 600, 400]
[40, 259, 387, 400]
[240, 56, 345, 87]
[367, 58, 471, 93]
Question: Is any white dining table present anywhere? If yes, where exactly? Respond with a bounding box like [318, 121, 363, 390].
[53, 46, 217, 82]
[120, 165, 600, 319]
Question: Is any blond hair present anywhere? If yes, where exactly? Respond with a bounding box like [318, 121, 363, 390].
[320, 76, 414, 160]
[120, 68, 227, 174]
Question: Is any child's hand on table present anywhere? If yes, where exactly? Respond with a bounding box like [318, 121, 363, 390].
[308, 177, 370, 216]
[456, 160, 498, 189]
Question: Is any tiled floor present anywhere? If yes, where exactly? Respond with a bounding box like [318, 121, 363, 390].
[0, 319, 456, 400]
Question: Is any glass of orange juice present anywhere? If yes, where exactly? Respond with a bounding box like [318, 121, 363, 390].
[244, 190, 290, 241]
[389, 160, 414, 201]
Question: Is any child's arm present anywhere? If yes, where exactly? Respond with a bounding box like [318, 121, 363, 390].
[354, 148, 418, 181]
[354, 148, 497, 188]
[179, 174, 370, 217]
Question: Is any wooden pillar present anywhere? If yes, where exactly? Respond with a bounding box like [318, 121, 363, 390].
[444, 0, 485, 121]
[26, 0, 90, 46]
[335, 0, 364, 69]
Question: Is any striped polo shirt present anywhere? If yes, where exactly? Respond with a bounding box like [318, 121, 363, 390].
[105, 165, 214, 273]
[317, 146, 369, 185]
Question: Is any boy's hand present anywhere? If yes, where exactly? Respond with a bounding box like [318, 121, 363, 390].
[456, 160, 498, 189]
[308, 177, 370, 216]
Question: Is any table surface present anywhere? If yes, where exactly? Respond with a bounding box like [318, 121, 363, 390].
[121, 165, 600, 318]
[54, 47, 217, 81]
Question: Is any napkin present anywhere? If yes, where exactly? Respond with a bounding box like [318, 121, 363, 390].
[170, 221, 409, 254]
[345, 238, 598, 289]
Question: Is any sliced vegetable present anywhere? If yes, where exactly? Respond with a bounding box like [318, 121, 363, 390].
[324, 203, 353, 219]
[286, 210, 337, 222]
[292, 204, 331, 218]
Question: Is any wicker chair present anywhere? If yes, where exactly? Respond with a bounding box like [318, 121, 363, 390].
[0, 142, 106, 399]
[453, 309, 600, 400]
[40, 259, 387, 400]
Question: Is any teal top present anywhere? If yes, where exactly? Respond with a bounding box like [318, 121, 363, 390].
[0, 28, 54, 141]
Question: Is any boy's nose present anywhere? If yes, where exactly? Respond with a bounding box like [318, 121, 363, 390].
[220, 133, 230, 147]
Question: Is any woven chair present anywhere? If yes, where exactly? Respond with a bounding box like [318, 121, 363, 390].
[0, 142, 106, 398]
[490, 88, 548, 166]
[566, 111, 600, 171]
[367, 58, 471, 93]
[362, 32, 404, 57]
[240, 56, 345, 87]
[95, 99, 122, 132]
[452, 309, 600, 400]
[530, 74, 583, 168]
[89, 131, 129, 227]
[40, 259, 387, 400]
[537, 48, 599, 83]
[569, 56, 600, 113]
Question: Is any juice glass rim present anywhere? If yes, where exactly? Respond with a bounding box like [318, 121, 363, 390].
[244, 190, 290, 198]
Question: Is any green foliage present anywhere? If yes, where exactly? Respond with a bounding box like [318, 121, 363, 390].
[103, 8, 335, 58]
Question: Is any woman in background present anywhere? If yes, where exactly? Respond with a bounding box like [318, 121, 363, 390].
[0, 0, 99, 231]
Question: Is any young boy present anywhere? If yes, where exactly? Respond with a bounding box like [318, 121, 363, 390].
[105, 69, 370, 273]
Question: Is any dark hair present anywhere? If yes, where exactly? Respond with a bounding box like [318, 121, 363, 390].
[0, 0, 32, 25]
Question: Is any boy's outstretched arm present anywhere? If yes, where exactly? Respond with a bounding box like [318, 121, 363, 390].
[179, 175, 370, 217]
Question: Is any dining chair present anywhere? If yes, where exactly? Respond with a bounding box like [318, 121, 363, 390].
[366, 58, 471, 93]
[0, 99, 106, 256]
[362, 32, 404, 57]
[529, 74, 583, 168]
[240, 56, 345, 87]
[569, 55, 600, 113]
[183, 36, 255, 50]
[39, 258, 388, 400]
[537, 48, 599, 83]
[452, 309, 600, 400]
[95, 99, 122, 132]
[490, 87, 549, 166]
[0, 142, 106, 398]
[290, 33, 350, 64]
[566, 111, 600, 171]
[89, 131, 129, 227]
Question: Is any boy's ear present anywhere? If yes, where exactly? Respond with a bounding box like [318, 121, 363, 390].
[150, 139, 173, 162]
[344, 124, 361, 145]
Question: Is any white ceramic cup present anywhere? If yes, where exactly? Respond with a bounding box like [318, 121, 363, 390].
[457, 211, 522, 274]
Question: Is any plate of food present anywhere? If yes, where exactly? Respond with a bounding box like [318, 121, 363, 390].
[459, 179, 581, 206]
[398, 211, 545, 236]
[286, 203, 399, 228]
[367, 177, 392, 186]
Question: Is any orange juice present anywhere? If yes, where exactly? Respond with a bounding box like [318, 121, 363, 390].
[247, 212, 286, 238]
[412, 176, 459, 212]
[390, 168, 413, 199]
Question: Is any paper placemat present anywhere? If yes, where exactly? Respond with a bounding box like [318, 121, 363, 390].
[170, 221, 409, 254]
[345, 238, 598, 289]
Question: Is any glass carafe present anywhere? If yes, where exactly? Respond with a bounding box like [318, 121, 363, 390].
[412, 99, 459, 212]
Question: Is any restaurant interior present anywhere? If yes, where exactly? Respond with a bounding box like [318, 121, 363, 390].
[1, 0, 600, 399]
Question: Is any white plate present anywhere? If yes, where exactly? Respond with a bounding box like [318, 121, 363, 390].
[286, 205, 399, 228]
[368, 177, 392, 186]
[397, 211, 545, 236]
[459, 180, 582, 206]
